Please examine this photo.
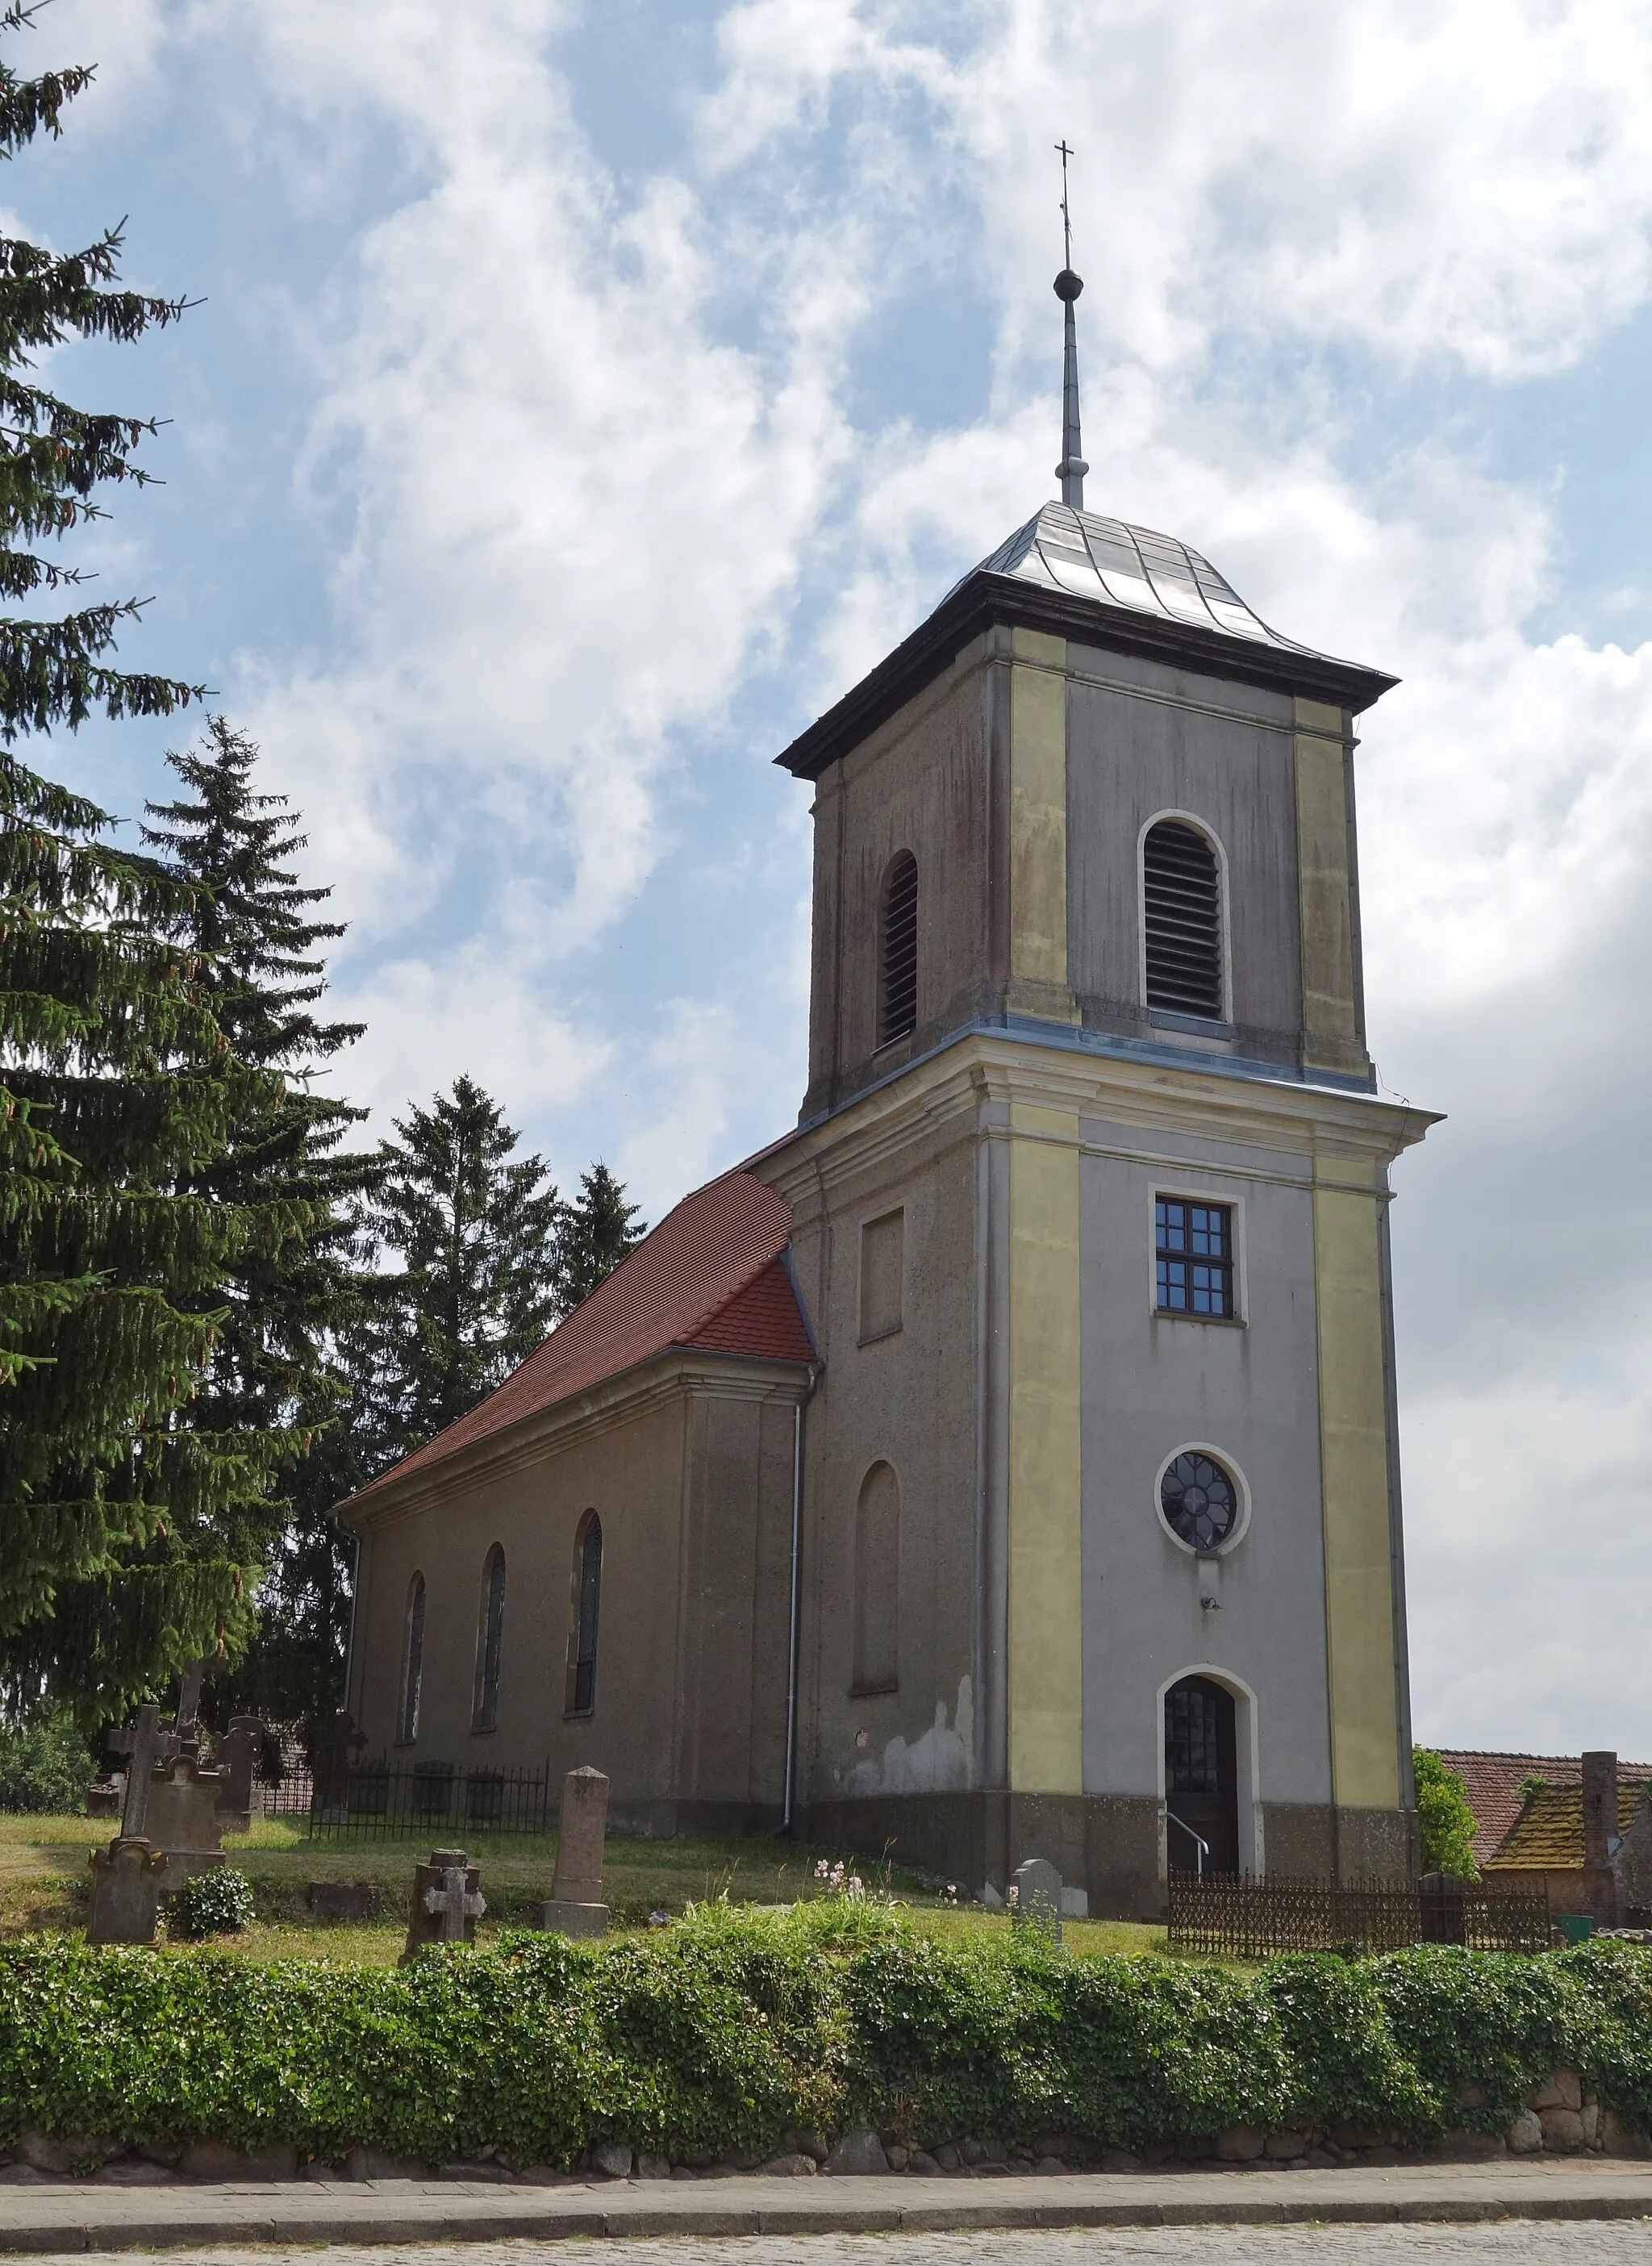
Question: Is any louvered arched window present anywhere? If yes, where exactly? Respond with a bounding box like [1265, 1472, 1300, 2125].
[472, 1544, 506, 1732]
[878, 852, 919, 1046]
[1142, 819, 1224, 1020]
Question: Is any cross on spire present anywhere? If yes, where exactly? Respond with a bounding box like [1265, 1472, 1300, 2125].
[1053, 140, 1087, 512]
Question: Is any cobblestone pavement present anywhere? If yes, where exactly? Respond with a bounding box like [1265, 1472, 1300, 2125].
[52, 2227, 1652, 2266]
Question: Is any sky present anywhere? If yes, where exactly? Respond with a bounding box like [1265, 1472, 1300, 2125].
[10, 0, 1652, 1759]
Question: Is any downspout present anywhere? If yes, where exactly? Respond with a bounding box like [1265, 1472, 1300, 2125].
[340, 1526, 363, 1725]
[782, 1363, 821, 1836]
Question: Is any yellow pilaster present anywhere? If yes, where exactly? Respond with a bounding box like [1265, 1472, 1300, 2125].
[1006, 1104, 1084, 1794]
[1007, 628, 1079, 1023]
[1313, 1159, 1400, 1809]
[1293, 696, 1366, 1078]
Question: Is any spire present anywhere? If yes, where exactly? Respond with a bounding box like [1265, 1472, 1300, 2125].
[1053, 139, 1087, 511]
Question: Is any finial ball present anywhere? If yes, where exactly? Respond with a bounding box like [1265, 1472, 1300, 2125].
[1053, 268, 1084, 303]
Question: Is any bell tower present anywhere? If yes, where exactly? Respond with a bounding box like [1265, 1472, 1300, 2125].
[754, 176, 1437, 1913]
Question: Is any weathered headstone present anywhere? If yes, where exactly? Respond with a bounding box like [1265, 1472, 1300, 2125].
[313, 1709, 366, 1811]
[539, 1766, 610, 1938]
[87, 1838, 166, 1944]
[308, 1880, 377, 1920]
[144, 1755, 229, 1896]
[403, 1847, 485, 1959]
[1011, 1856, 1063, 1944]
[215, 1716, 265, 1833]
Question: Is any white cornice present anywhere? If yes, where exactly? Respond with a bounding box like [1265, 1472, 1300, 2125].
[758, 1026, 1437, 1211]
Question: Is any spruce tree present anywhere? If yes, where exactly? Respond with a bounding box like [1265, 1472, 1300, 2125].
[367, 1078, 564, 1454]
[0, 5, 303, 1720]
[555, 1162, 645, 1312]
[140, 720, 382, 1737]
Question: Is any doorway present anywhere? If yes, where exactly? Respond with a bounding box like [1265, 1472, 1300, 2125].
[1164, 1675, 1239, 1876]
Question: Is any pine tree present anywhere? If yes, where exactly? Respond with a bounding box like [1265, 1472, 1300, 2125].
[367, 1078, 564, 1455]
[0, 6, 304, 1721]
[555, 1162, 645, 1312]
[140, 720, 382, 1738]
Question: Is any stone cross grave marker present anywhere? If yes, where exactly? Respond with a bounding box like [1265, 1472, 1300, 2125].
[107, 1705, 179, 1841]
[403, 1848, 485, 1959]
[1011, 1856, 1064, 1944]
[173, 1650, 226, 1746]
[540, 1765, 611, 1938]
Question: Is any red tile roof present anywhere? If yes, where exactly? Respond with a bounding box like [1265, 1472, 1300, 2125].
[348, 1169, 814, 1506]
[1437, 1751, 1652, 1869]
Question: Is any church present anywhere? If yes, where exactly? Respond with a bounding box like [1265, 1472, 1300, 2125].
[339, 252, 1437, 1919]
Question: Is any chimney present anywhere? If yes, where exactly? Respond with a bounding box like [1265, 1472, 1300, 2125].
[1582, 1751, 1617, 1866]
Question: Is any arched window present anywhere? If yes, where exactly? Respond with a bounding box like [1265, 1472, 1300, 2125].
[569, 1513, 603, 1716]
[472, 1544, 507, 1732]
[398, 1574, 425, 1745]
[878, 851, 919, 1045]
[852, 1462, 899, 1695]
[1142, 819, 1224, 1019]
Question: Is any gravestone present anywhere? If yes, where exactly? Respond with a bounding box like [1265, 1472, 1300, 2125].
[403, 1847, 485, 1959]
[87, 1837, 167, 1945]
[314, 1709, 366, 1811]
[309, 1880, 377, 1920]
[87, 1708, 181, 1943]
[539, 1766, 610, 1938]
[174, 1651, 224, 1736]
[215, 1716, 265, 1833]
[107, 1705, 179, 1839]
[86, 1776, 123, 1820]
[1011, 1856, 1063, 1944]
[145, 1755, 229, 1897]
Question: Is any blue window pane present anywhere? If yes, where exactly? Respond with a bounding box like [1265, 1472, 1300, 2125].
[1156, 1199, 1234, 1316]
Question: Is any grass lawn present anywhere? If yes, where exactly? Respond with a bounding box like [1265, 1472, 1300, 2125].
[0, 1811, 1168, 1963]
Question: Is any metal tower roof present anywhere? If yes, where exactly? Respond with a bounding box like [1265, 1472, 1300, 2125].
[966, 501, 1320, 659]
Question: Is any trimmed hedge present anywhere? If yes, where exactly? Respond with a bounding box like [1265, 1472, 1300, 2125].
[0, 1903, 1647, 2168]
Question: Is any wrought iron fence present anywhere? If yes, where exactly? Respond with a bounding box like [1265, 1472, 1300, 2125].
[257, 1771, 315, 1818]
[1166, 1873, 1552, 1958]
[304, 1757, 554, 1840]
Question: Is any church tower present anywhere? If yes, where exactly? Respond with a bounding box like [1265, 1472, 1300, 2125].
[755, 226, 1437, 1912]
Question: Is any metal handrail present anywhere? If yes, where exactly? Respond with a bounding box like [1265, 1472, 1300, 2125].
[1166, 1811, 1211, 1878]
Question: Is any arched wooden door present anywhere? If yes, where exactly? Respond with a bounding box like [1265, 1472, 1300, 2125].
[1165, 1675, 1239, 1876]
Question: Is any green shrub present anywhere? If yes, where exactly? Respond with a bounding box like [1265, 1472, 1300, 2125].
[0, 1909, 1642, 2166]
[1413, 1746, 1480, 1878]
[0, 1715, 96, 1816]
[167, 1869, 256, 1940]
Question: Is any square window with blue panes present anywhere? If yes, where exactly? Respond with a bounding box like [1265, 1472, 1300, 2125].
[1155, 1198, 1234, 1318]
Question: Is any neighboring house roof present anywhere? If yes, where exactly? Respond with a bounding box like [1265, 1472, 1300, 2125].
[1439, 1750, 1652, 1869]
[346, 1168, 815, 1509]
[1483, 1781, 1649, 1873]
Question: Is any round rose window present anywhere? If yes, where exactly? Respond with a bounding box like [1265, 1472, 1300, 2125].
[1160, 1450, 1239, 1551]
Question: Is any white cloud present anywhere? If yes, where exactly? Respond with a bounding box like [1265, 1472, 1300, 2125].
[707, 0, 1652, 380]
